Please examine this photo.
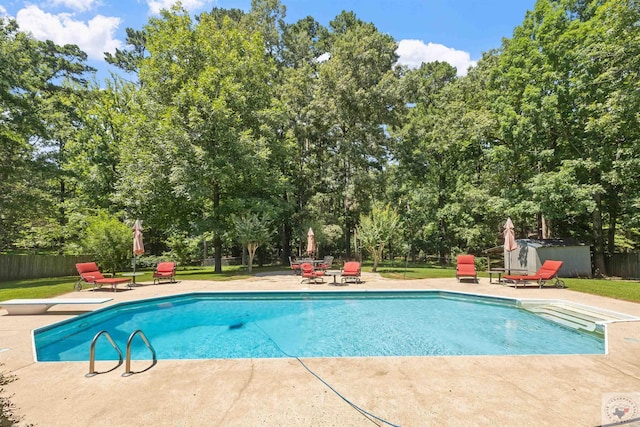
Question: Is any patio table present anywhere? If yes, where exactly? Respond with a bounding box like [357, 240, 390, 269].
[324, 270, 344, 285]
[120, 272, 145, 286]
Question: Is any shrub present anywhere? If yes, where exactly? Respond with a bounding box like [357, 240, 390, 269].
[81, 211, 131, 275]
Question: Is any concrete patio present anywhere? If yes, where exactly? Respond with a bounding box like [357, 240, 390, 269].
[2, 271, 640, 426]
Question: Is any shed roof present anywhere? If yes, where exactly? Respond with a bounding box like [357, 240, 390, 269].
[483, 246, 504, 254]
[516, 238, 587, 248]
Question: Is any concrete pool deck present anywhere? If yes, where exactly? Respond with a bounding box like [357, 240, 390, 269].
[2, 272, 640, 426]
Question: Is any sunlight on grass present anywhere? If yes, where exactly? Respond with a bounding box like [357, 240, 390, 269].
[562, 278, 640, 302]
[0, 266, 255, 300]
[377, 267, 456, 280]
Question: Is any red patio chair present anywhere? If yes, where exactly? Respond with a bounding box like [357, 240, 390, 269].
[289, 256, 301, 275]
[456, 255, 478, 283]
[503, 260, 565, 288]
[75, 262, 131, 292]
[300, 262, 325, 284]
[153, 262, 177, 284]
[341, 261, 361, 284]
[317, 255, 334, 271]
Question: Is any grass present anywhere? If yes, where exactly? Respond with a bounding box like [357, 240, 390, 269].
[0, 265, 276, 301]
[376, 266, 456, 280]
[560, 277, 640, 302]
[0, 277, 80, 300]
[1, 264, 640, 303]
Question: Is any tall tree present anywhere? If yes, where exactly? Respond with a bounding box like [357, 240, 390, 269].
[0, 19, 93, 251]
[276, 16, 330, 258]
[131, 6, 277, 272]
[391, 62, 460, 259]
[485, 0, 640, 274]
[310, 12, 405, 256]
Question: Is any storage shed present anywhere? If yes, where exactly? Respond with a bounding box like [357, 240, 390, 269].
[505, 239, 592, 278]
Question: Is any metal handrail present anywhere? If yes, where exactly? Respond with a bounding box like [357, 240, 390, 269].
[123, 329, 157, 377]
[87, 330, 124, 377]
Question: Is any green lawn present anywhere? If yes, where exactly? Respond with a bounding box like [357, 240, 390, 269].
[0, 265, 274, 300]
[1, 264, 640, 303]
[559, 277, 640, 302]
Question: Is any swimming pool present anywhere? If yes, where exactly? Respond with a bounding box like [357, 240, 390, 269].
[33, 291, 605, 361]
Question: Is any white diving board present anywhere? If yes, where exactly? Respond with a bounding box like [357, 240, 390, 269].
[0, 298, 113, 315]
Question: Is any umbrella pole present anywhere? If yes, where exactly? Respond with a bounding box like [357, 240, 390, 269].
[133, 255, 137, 284]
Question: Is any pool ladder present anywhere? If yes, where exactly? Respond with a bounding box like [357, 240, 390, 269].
[87, 329, 157, 377]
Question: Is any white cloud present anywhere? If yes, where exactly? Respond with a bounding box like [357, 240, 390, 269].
[47, 0, 100, 13]
[0, 6, 7, 16]
[147, 0, 213, 15]
[15, 5, 122, 60]
[315, 52, 330, 63]
[396, 39, 477, 77]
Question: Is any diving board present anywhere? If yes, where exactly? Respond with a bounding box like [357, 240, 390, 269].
[0, 298, 112, 315]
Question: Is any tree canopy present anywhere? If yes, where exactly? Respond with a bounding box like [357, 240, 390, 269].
[2, 0, 639, 276]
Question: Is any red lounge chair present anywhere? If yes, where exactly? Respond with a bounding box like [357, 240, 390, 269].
[153, 262, 177, 284]
[75, 262, 131, 292]
[456, 255, 477, 283]
[341, 261, 361, 284]
[300, 262, 325, 284]
[503, 260, 566, 288]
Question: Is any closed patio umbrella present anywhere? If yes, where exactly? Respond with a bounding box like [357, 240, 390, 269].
[503, 218, 518, 274]
[306, 228, 315, 257]
[132, 219, 144, 281]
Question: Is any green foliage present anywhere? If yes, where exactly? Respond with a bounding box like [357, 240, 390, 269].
[0, 19, 93, 252]
[231, 212, 273, 272]
[118, 4, 280, 272]
[357, 203, 402, 271]
[81, 212, 131, 275]
[3, 0, 640, 277]
[165, 233, 201, 266]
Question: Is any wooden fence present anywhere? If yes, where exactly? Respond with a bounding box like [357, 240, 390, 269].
[0, 254, 93, 281]
[605, 253, 640, 279]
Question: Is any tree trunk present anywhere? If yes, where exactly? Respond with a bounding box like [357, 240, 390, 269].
[607, 189, 619, 256]
[242, 246, 247, 267]
[353, 227, 358, 261]
[282, 203, 292, 265]
[541, 214, 551, 239]
[213, 181, 222, 273]
[372, 243, 385, 272]
[57, 178, 66, 250]
[202, 238, 208, 261]
[371, 246, 378, 272]
[437, 169, 448, 264]
[344, 225, 352, 259]
[248, 243, 257, 273]
[592, 192, 607, 277]
[536, 213, 543, 239]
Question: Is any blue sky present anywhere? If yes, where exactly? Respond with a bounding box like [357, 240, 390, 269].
[1, 0, 537, 80]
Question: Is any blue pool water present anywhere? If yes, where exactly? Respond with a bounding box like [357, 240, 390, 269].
[34, 291, 605, 361]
